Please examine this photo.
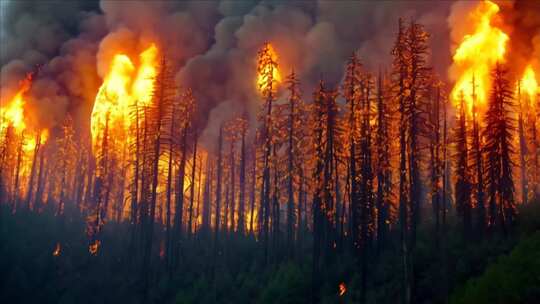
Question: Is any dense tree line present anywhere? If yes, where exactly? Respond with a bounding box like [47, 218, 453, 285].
[0, 17, 536, 304]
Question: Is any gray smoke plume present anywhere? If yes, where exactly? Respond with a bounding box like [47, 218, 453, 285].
[1, 0, 459, 149]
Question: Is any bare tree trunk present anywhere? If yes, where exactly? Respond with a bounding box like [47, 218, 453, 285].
[194, 153, 203, 235]
[34, 143, 47, 212]
[212, 125, 224, 281]
[249, 148, 256, 235]
[201, 159, 212, 235]
[25, 132, 42, 210]
[518, 89, 529, 205]
[188, 134, 198, 237]
[238, 129, 246, 235]
[230, 142, 236, 233]
[11, 134, 24, 212]
[163, 102, 177, 266]
[172, 127, 188, 268]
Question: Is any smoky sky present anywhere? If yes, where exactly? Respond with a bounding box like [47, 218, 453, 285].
[8, 0, 529, 150]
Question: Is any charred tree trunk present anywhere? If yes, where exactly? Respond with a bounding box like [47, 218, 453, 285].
[471, 79, 485, 239]
[11, 134, 24, 212]
[518, 87, 528, 205]
[212, 125, 224, 281]
[172, 126, 188, 267]
[188, 133, 198, 237]
[201, 159, 212, 236]
[238, 128, 246, 235]
[249, 147, 256, 235]
[165, 104, 176, 266]
[25, 132, 42, 210]
[34, 143, 47, 212]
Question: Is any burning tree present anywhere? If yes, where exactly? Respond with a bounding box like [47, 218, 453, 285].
[483, 63, 516, 235]
[256, 42, 280, 263]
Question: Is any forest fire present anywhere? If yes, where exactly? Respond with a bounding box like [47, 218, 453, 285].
[520, 65, 538, 101]
[257, 43, 281, 94]
[0, 73, 33, 134]
[450, 0, 508, 112]
[90, 44, 158, 146]
[3, 1, 540, 303]
[22, 129, 48, 153]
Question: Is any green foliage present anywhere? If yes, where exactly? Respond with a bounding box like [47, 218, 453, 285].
[450, 231, 540, 304]
[258, 263, 309, 304]
[1, 203, 539, 303]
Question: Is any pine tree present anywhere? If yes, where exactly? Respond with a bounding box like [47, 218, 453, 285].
[375, 71, 393, 253]
[24, 131, 44, 210]
[454, 92, 472, 238]
[237, 116, 248, 235]
[342, 53, 362, 251]
[285, 70, 303, 256]
[428, 82, 443, 246]
[358, 69, 374, 303]
[142, 56, 177, 298]
[470, 76, 486, 238]
[311, 81, 326, 304]
[392, 18, 411, 304]
[517, 83, 528, 205]
[257, 43, 279, 264]
[483, 63, 516, 235]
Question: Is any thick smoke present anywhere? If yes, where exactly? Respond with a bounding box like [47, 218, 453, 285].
[497, 0, 540, 75]
[447, 0, 540, 81]
[1, 0, 455, 150]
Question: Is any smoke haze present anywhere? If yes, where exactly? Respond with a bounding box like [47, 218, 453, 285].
[1, 0, 538, 149]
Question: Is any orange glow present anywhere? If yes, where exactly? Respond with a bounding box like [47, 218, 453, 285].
[520, 65, 538, 102]
[52, 243, 61, 257]
[89, 239, 101, 255]
[257, 43, 281, 95]
[23, 129, 48, 153]
[1, 73, 33, 134]
[90, 44, 158, 147]
[450, 0, 508, 113]
[338, 282, 347, 296]
[159, 239, 165, 259]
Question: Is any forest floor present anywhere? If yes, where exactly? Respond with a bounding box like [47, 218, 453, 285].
[1, 203, 539, 304]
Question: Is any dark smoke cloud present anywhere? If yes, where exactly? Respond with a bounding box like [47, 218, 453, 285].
[497, 0, 540, 75]
[179, 0, 453, 150]
[1, 0, 455, 150]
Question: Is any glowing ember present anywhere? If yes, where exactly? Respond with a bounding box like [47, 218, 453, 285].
[520, 65, 538, 102]
[90, 44, 158, 147]
[52, 242, 61, 257]
[450, 0, 509, 113]
[89, 239, 101, 255]
[0, 73, 33, 134]
[159, 239, 165, 259]
[257, 43, 281, 95]
[338, 282, 346, 296]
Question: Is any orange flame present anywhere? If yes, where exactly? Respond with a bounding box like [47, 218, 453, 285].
[338, 282, 346, 296]
[89, 239, 101, 255]
[450, 0, 509, 113]
[1, 73, 33, 134]
[520, 65, 538, 102]
[90, 44, 158, 146]
[257, 43, 281, 95]
[52, 242, 61, 257]
[23, 129, 49, 153]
